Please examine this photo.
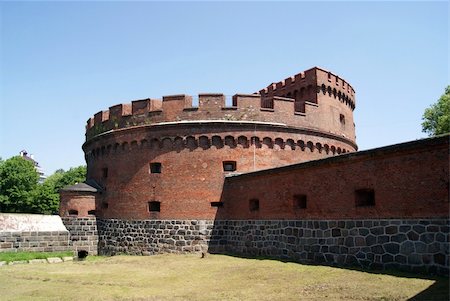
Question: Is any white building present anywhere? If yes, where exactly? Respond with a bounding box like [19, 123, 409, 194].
[19, 150, 46, 183]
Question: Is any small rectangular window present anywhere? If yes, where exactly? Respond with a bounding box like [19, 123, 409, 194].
[223, 161, 236, 172]
[148, 201, 161, 212]
[355, 189, 375, 207]
[102, 167, 108, 178]
[340, 114, 345, 125]
[150, 162, 162, 174]
[87, 210, 96, 215]
[249, 199, 259, 212]
[68, 209, 78, 216]
[210, 202, 224, 207]
[102, 202, 109, 209]
[293, 194, 307, 209]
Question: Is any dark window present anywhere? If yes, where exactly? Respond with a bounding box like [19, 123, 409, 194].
[102, 167, 108, 178]
[210, 202, 224, 207]
[102, 202, 109, 209]
[150, 162, 162, 174]
[355, 189, 375, 207]
[223, 161, 237, 172]
[148, 201, 161, 212]
[293, 194, 307, 209]
[249, 199, 259, 212]
[87, 210, 96, 215]
[340, 114, 346, 125]
[68, 209, 78, 216]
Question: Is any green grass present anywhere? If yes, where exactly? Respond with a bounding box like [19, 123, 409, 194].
[0, 254, 448, 301]
[0, 251, 73, 263]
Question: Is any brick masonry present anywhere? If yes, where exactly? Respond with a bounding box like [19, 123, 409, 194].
[62, 217, 98, 255]
[0, 231, 71, 253]
[95, 218, 449, 276]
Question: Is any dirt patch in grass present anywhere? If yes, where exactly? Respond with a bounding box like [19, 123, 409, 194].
[0, 254, 447, 301]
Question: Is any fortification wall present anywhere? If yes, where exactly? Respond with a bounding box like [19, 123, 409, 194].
[220, 136, 449, 220]
[59, 191, 96, 217]
[61, 217, 98, 256]
[85, 123, 354, 220]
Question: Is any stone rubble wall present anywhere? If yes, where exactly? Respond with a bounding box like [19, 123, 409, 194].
[62, 217, 98, 255]
[0, 231, 70, 253]
[97, 218, 449, 276]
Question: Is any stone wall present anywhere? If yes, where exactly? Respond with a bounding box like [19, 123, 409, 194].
[62, 217, 98, 255]
[218, 219, 449, 276]
[0, 231, 70, 253]
[97, 219, 214, 255]
[96, 218, 449, 276]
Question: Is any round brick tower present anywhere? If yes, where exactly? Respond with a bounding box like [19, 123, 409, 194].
[78, 67, 356, 220]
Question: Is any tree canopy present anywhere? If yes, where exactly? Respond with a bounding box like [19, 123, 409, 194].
[422, 86, 450, 136]
[0, 156, 86, 214]
[0, 156, 39, 213]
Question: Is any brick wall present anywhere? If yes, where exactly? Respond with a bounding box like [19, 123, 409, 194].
[220, 136, 449, 220]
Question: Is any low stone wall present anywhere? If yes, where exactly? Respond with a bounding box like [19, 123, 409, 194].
[97, 218, 449, 276]
[0, 213, 71, 253]
[62, 217, 98, 255]
[0, 231, 70, 253]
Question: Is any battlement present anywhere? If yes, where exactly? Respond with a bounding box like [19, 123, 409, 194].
[86, 67, 356, 143]
[259, 67, 356, 111]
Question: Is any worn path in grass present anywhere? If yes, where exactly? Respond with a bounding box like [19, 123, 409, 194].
[0, 254, 447, 301]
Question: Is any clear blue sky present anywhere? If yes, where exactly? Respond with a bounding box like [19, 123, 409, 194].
[0, 1, 448, 175]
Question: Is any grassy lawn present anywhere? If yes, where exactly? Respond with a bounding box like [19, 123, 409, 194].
[0, 254, 447, 301]
[0, 251, 73, 263]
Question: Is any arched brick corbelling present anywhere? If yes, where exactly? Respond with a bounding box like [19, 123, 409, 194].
[162, 137, 172, 149]
[306, 141, 314, 152]
[212, 135, 223, 149]
[330, 145, 336, 155]
[199, 135, 210, 150]
[251, 136, 262, 148]
[224, 136, 236, 149]
[316, 142, 323, 153]
[324, 144, 330, 154]
[238, 136, 249, 148]
[262, 137, 273, 149]
[286, 139, 295, 150]
[274, 138, 284, 150]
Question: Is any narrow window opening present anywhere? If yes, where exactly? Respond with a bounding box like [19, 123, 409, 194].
[293, 194, 307, 209]
[340, 114, 346, 125]
[249, 199, 259, 212]
[68, 209, 78, 216]
[223, 161, 237, 172]
[102, 167, 108, 178]
[148, 201, 161, 212]
[355, 189, 375, 207]
[150, 162, 162, 174]
[87, 210, 96, 215]
[102, 202, 109, 209]
[210, 202, 224, 207]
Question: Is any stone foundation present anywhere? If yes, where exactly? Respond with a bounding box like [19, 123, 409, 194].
[62, 217, 98, 255]
[97, 218, 449, 276]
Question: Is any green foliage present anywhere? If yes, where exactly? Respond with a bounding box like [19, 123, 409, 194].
[0, 156, 39, 213]
[422, 86, 450, 136]
[0, 156, 86, 214]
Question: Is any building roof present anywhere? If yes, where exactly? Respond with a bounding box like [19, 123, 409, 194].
[60, 181, 100, 193]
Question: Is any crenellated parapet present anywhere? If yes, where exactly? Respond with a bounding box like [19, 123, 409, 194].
[259, 67, 355, 112]
[86, 66, 356, 144]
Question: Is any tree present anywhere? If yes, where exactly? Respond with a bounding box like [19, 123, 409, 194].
[0, 156, 39, 213]
[53, 166, 87, 192]
[422, 86, 450, 136]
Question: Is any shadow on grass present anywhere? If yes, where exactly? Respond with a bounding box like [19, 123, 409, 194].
[213, 252, 449, 301]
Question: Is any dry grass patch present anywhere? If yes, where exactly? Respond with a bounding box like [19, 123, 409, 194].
[0, 254, 447, 301]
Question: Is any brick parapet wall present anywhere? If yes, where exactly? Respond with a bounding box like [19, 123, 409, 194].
[0, 231, 70, 253]
[97, 218, 449, 276]
[62, 217, 98, 255]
